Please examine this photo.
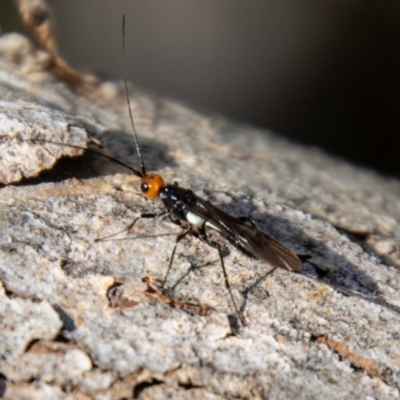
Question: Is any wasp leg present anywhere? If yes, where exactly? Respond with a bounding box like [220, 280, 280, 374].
[95, 210, 169, 242]
[161, 228, 191, 287]
[199, 229, 245, 327]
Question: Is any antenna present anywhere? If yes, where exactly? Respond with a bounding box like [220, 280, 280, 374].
[30, 140, 142, 177]
[122, 14, 146, 177]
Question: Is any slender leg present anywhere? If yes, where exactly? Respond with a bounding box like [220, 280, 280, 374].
[161, 228, 191, 288]
[201, 233, 245, 327]
[95, 210, 169, 242]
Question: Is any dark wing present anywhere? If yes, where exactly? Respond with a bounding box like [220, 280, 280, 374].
[188, 195, 302, 272]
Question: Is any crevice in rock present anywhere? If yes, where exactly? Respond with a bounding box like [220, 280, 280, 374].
[133, 378, 164, 398]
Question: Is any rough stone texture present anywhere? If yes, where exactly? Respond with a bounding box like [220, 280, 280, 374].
[0, 93, 96, 184]
[1, 14, 400, 400]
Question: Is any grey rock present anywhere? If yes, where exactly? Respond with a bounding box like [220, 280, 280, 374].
[0, 23, 399, 400]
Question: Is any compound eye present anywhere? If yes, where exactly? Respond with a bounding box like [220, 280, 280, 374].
[141, 174, 165, 199]
[141, 182, 149, 193]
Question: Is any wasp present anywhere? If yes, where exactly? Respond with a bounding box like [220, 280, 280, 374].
[30, 16, 303, 326]
[99, 16, 303, 326]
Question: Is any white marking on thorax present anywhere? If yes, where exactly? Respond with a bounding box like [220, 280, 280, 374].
[185, 211, 221, 232]
[186, 211, 204, 226]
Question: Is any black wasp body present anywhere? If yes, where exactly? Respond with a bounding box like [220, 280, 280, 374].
[141, 176, 302, 273]
[159, 184, 198, 222]
[132, 174, 302, 326]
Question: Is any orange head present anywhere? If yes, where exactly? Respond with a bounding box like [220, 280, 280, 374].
[140, 173, 165, 199]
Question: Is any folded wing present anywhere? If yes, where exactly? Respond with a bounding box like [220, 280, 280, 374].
[189, 196, 302, 272]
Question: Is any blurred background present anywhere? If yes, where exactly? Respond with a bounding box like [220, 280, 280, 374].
[1, 0, 399, 177]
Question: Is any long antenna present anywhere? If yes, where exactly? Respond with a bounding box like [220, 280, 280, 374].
[30, 140, 142, 177]
[122, 14, 146, 177]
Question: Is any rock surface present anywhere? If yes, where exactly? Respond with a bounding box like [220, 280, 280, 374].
[0, 92, 96, 184]
[0, 10, 400, 400]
